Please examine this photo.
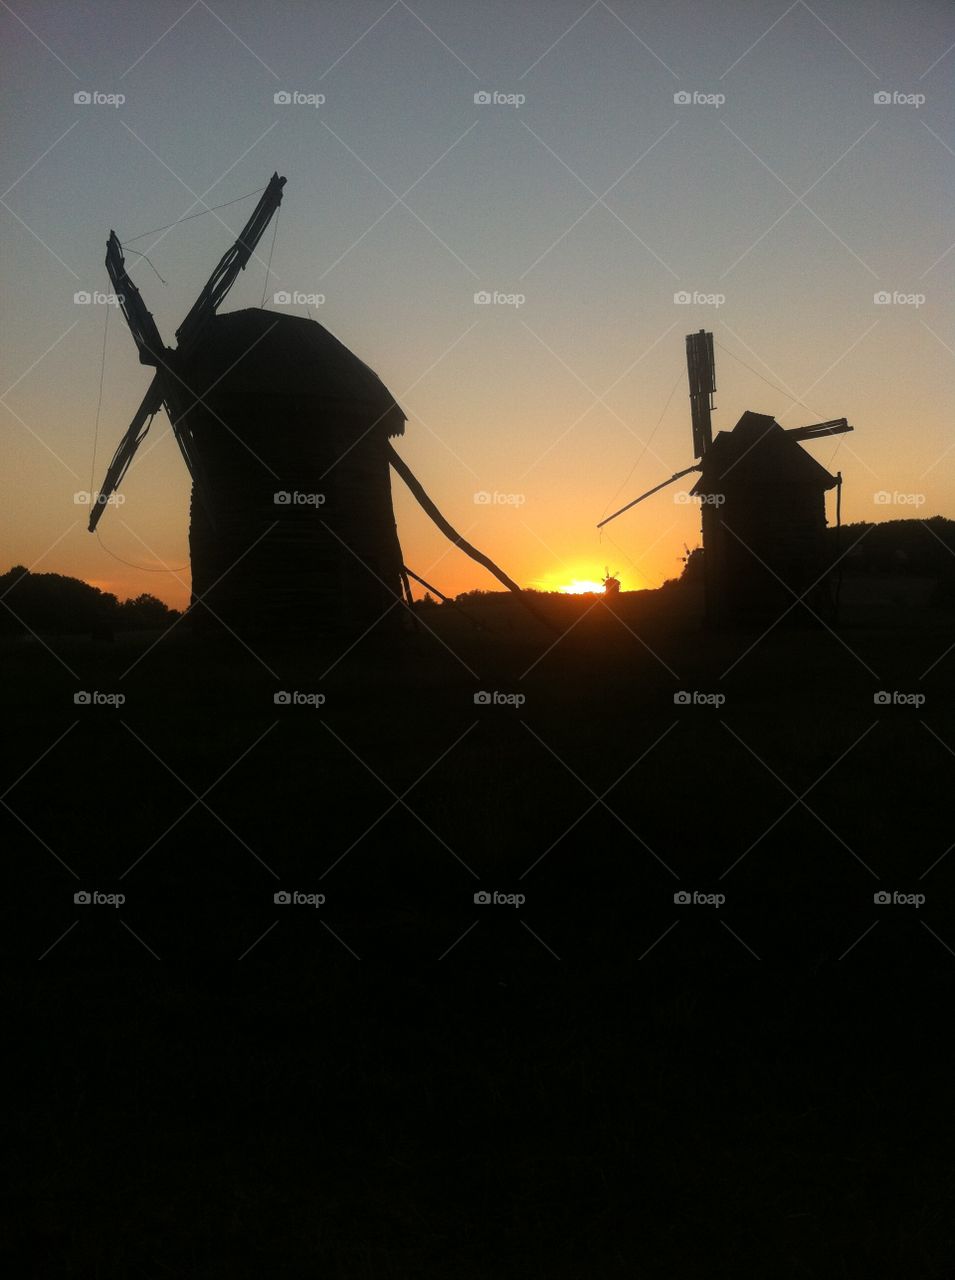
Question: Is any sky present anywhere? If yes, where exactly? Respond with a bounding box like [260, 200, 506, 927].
[1, 0, 953, 609]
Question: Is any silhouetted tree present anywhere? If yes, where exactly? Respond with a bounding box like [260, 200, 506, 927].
[0, 568, 179, 638]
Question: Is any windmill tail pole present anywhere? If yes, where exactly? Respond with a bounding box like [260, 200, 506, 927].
[596, 464, 701, 530]
[403, 566, 486, 631]
[387, 445, 559, 636]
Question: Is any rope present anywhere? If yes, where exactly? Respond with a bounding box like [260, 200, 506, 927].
[88, 302, 110, 498]
[259, 203, 280, 307]
[599, 362, 684, 522]
[712, 339, 809, 409]
[122, 248, 167, 285]
[121, 188, 267, 243]
[95, 530, 188, 573]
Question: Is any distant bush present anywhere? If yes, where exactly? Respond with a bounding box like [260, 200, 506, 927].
[0, 567, 180, 638]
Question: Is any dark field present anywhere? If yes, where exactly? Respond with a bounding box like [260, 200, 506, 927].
[6, 578, 955, 1277]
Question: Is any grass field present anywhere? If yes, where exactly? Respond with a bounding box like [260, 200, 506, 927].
[6, 577, 955, 1276]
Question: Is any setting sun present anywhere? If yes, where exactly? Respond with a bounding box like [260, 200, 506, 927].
[558, 579, 607, 595]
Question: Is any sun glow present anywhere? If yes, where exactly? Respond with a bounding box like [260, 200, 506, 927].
[558, 578, 607, 595]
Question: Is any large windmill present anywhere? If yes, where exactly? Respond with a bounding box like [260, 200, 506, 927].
[89, 173, 546, 640]
[598, 330, 853, 625]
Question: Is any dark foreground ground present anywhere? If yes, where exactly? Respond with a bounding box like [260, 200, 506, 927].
[5, 577, 955, 1277]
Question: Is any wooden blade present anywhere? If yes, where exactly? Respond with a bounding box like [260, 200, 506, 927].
[175, 172, 286, 353]
[105, 232, 168, 367]
[785, 418, 852, 441]
[88, 375, 164, 531]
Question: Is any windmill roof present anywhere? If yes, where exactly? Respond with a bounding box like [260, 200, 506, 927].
[690, 411, 838, 494]
[179, 308, 406, 437]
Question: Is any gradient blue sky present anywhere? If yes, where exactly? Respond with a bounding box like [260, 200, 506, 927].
[2, 0, 953, 607]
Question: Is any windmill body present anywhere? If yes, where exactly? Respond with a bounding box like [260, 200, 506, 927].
[691, 411, 841, 625]
[180, 308, 407, 636]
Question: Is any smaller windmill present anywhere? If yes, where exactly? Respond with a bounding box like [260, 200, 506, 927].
[598, 330, 853, 625]
[602, 567, 620, 595]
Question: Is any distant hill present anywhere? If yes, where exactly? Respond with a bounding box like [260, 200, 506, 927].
[825, 515, 955, 576]
[0, 567, 180, 639]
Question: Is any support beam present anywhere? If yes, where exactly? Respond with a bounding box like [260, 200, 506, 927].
[387, 445, 559, 634]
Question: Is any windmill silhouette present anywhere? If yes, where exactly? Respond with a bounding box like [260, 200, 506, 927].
[598, 331, 853, 625]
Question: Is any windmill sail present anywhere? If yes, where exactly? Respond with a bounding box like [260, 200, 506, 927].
[686, 328, 716, 459]
[89, 174, 287, 532]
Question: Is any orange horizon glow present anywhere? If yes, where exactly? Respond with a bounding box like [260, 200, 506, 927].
[556, 578, 608, 595]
